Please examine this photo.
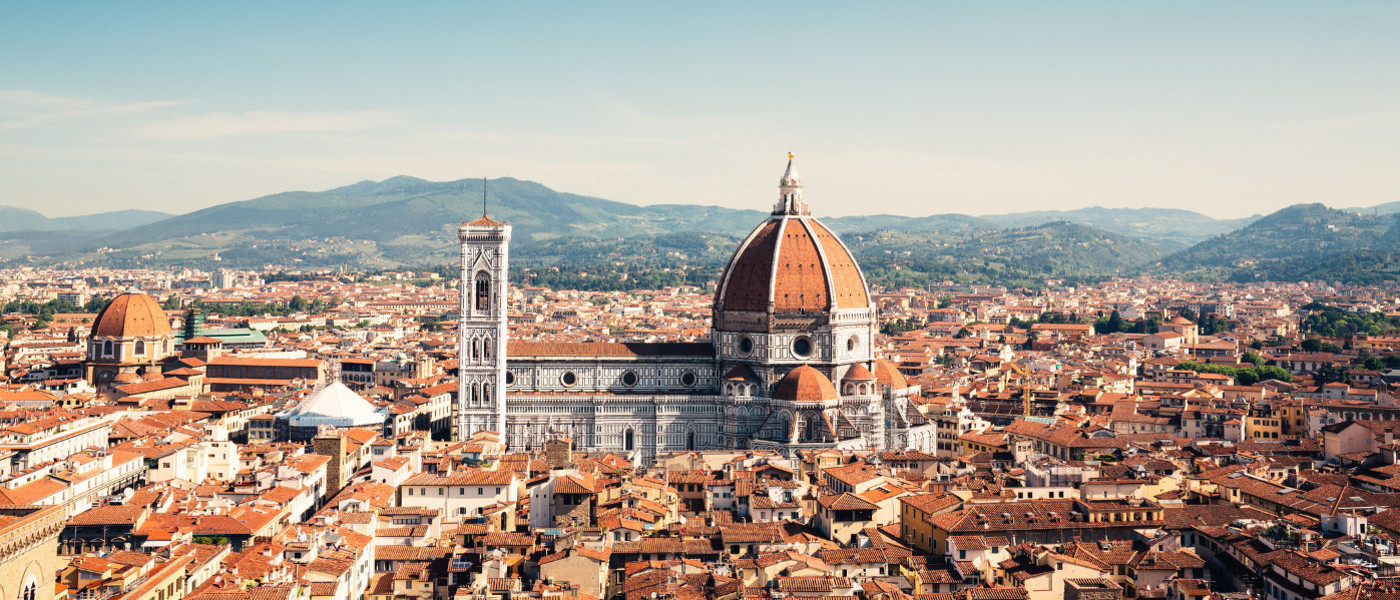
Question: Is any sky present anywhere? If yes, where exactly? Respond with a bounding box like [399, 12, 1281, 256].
[2, 2, 1398, 219]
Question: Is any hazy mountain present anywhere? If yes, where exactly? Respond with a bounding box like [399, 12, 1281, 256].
[1158, 203, 1400, 283]
[5, 175, 1388, 285]
[51, 209, 174, 231]
[0, 206, 172, 232]
[979, 206, 1259, 251]
[0, 207, 51, 232]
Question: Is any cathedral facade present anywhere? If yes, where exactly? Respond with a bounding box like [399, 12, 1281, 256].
[456, 158, 935, 463]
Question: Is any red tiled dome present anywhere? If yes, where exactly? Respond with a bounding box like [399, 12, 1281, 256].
[843, 363, 877, 382]
[92, 293, 172, 339]
[715, 217, 869, 313]
[873, 359, 907, 391]
[773, 365, 838, 402]
[714, 157, 870, 318]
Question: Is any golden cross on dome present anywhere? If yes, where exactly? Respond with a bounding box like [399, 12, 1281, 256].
[788, 151, 794, 160]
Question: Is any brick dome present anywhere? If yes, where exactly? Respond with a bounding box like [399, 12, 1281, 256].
[843, 363, 877, 382]
[714, 157, 870, 317]
[773, 365, 838, 402]
[873, 359, 907, 391]
[92, 292, 172, 339]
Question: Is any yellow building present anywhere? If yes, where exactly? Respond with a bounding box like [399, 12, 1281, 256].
[1244, 408, 1283, 440]
[898, 493, 961, 553]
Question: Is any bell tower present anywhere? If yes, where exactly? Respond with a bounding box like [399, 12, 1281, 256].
[456, 179, 512, 441]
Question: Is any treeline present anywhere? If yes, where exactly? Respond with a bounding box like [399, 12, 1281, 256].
[2, 297, 112, 315]
[1301, 303, 1400, 338]
[1176, 361, 1293, 385]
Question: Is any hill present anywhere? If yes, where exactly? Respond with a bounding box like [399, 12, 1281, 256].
[6, 175, 1384, 286]
[846, 221, 1168, 289]
[979, 206, 1257, 251]
[0, 206, 172, 233]
[1158, 203, 1400, 283]
[0, 207, 53, 232]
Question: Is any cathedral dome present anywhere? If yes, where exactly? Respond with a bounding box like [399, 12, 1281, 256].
[773, 365, 839, 402]
[92, 292, 172, 339]
[713, 156, 871, 319]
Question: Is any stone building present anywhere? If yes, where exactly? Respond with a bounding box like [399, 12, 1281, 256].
[455, 157, 934, 461]
[0, 505, 65, 600]
[84, 291, 176, 388]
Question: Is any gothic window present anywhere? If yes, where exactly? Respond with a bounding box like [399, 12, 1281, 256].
[23, 579, 36, 600]
[474, 272, 491, 312]
[624, 428, 635, 451]
[472, 338, 480, 361]
[687, 431, 696, 451]
[483, 340, 491, 361]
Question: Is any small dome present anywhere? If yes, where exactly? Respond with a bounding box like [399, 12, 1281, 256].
[92, 293, 173, 339]
[1165, 316, 1195, 326]
[873, 359, 908, 391]
[112, 372, 141, 384]
[843, 363, 877, 382]
[773, 365, 838, 402]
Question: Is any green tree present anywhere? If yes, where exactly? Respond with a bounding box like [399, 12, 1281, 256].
[1096, 310, 1126, 334]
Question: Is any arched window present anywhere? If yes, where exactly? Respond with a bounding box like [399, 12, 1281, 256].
[475, 272, 491, 312]
[686, 430, 696, 451]
[472, 338, 480, 361]
[135, 340, 146, 356]
[103, 340, 113, 356]
[23, 579, 36, 600]
[483, 339, 491, 361]
[624, 428, 635, 451]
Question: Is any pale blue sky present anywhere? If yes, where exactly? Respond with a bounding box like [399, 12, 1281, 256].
[2, 2, 1398, 218]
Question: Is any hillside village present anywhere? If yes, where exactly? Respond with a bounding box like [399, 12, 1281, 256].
[4, 268, 1400, 600]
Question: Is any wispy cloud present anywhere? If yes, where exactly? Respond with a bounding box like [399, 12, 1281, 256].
[133, 110, 403, 140]
[0, 89, 186, 131]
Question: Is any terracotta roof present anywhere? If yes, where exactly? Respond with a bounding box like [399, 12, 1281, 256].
[92, 292, 173, 338]
[843, 363, 877, 381]
[716, 214, 869, 313]
[465, 215, 505, 227]
[773, 365, 838, 402]
[873, 359, 907, 391]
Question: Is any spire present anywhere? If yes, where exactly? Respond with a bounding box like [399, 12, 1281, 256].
[773, 152, 809, 216]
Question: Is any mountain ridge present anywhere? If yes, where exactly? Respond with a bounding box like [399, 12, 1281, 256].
[1, 176, 1395, 286]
